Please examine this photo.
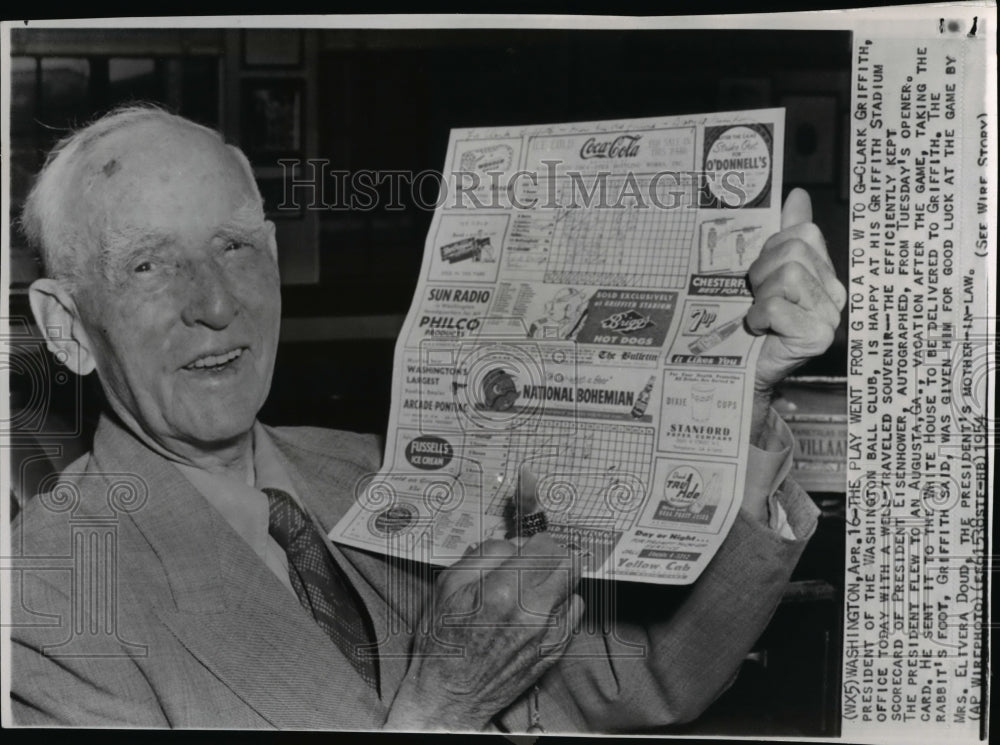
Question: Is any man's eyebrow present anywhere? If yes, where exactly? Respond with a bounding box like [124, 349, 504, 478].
[100, 229, 172, 275]
[97, 203, 266, 278]
[217, 204, 267, 238]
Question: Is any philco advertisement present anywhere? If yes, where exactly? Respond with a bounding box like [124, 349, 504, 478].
[407, 285, 495, 343]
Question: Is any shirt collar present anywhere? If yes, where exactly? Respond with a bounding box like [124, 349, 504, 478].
[173, 423, 301, 558]
[252, 422, 301, 499]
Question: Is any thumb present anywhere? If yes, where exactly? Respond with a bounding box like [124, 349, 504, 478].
[780, 187, 812, 230]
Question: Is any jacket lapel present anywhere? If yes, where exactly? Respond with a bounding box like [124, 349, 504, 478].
[266, 426, 424, 702]
[89, 416, 385, 729]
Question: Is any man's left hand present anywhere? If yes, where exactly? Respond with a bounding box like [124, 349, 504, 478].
[746, 188, 846, 441]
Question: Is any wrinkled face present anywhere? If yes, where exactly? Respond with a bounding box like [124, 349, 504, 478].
[68, 120, 281, 453]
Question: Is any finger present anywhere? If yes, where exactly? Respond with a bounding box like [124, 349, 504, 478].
[527, 556, 581, 604]
[538, 593, 586, 661]
[439, 539, 517, 597]
[746, 293, 807, 337]
[749, 238, 833, 292]
[480, 564, 531, 619]
[519, 541, 585, 607]
[775, 188, 846, 308]
[450, 538, 516, 565]
[761, 221, 831, 269]
[478, 538, 518, 558]
[563, 592, 585, 634]
[780, 187, 812, 229]
[486, 533, 579, 618]
[513, 534, 580, 596]
[503, 532, 566, 577]
[749, 238, 846, 311]
[518, 532, 564, 557]
[450, 538, 513, 571]
[746, 296, 836, 355]
[510, 464, 545, 544]
[461, 539, 481, 557]
[751, 260, 842, 329]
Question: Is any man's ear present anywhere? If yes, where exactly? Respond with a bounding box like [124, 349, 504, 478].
[28, 278, 98, 376]
[264, 219, 278, 262]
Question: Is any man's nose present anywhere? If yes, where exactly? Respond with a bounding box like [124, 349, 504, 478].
[180, 260, 239, 329]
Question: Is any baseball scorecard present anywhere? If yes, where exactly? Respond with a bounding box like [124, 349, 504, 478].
[330, 108, 786, 584]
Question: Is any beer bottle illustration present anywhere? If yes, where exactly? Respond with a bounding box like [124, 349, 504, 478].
[630, 375, 656, 418]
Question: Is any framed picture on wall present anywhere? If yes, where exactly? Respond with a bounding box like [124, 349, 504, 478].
[240, 78, 304, 164]
[781, 95, 837, 184]
[242, 30, 303, 68]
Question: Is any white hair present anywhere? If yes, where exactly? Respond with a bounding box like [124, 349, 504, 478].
[20, 103, 262, 285]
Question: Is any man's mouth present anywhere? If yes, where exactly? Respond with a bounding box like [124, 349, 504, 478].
[183, 347, 246, 371]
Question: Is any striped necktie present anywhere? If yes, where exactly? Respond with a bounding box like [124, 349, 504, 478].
[264, 487, 379, 691]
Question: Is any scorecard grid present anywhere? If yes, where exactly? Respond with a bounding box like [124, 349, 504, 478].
[464, 421, 654, 532]
[541, 176, 698, 288]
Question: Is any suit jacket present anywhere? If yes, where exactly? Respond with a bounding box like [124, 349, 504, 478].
[10, 413, 817, 731]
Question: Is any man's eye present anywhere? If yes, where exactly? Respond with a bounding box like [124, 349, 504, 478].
[134, 261, 153, 274]
[225, 240, 250, 252]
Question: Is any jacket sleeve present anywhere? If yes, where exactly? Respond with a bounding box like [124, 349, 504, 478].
[501, 415, 820, 733]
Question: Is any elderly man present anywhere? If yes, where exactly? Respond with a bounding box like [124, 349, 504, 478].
[10, 106, 844, 731]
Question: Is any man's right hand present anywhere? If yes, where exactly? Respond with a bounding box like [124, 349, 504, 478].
[385, 534, 584, 730]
